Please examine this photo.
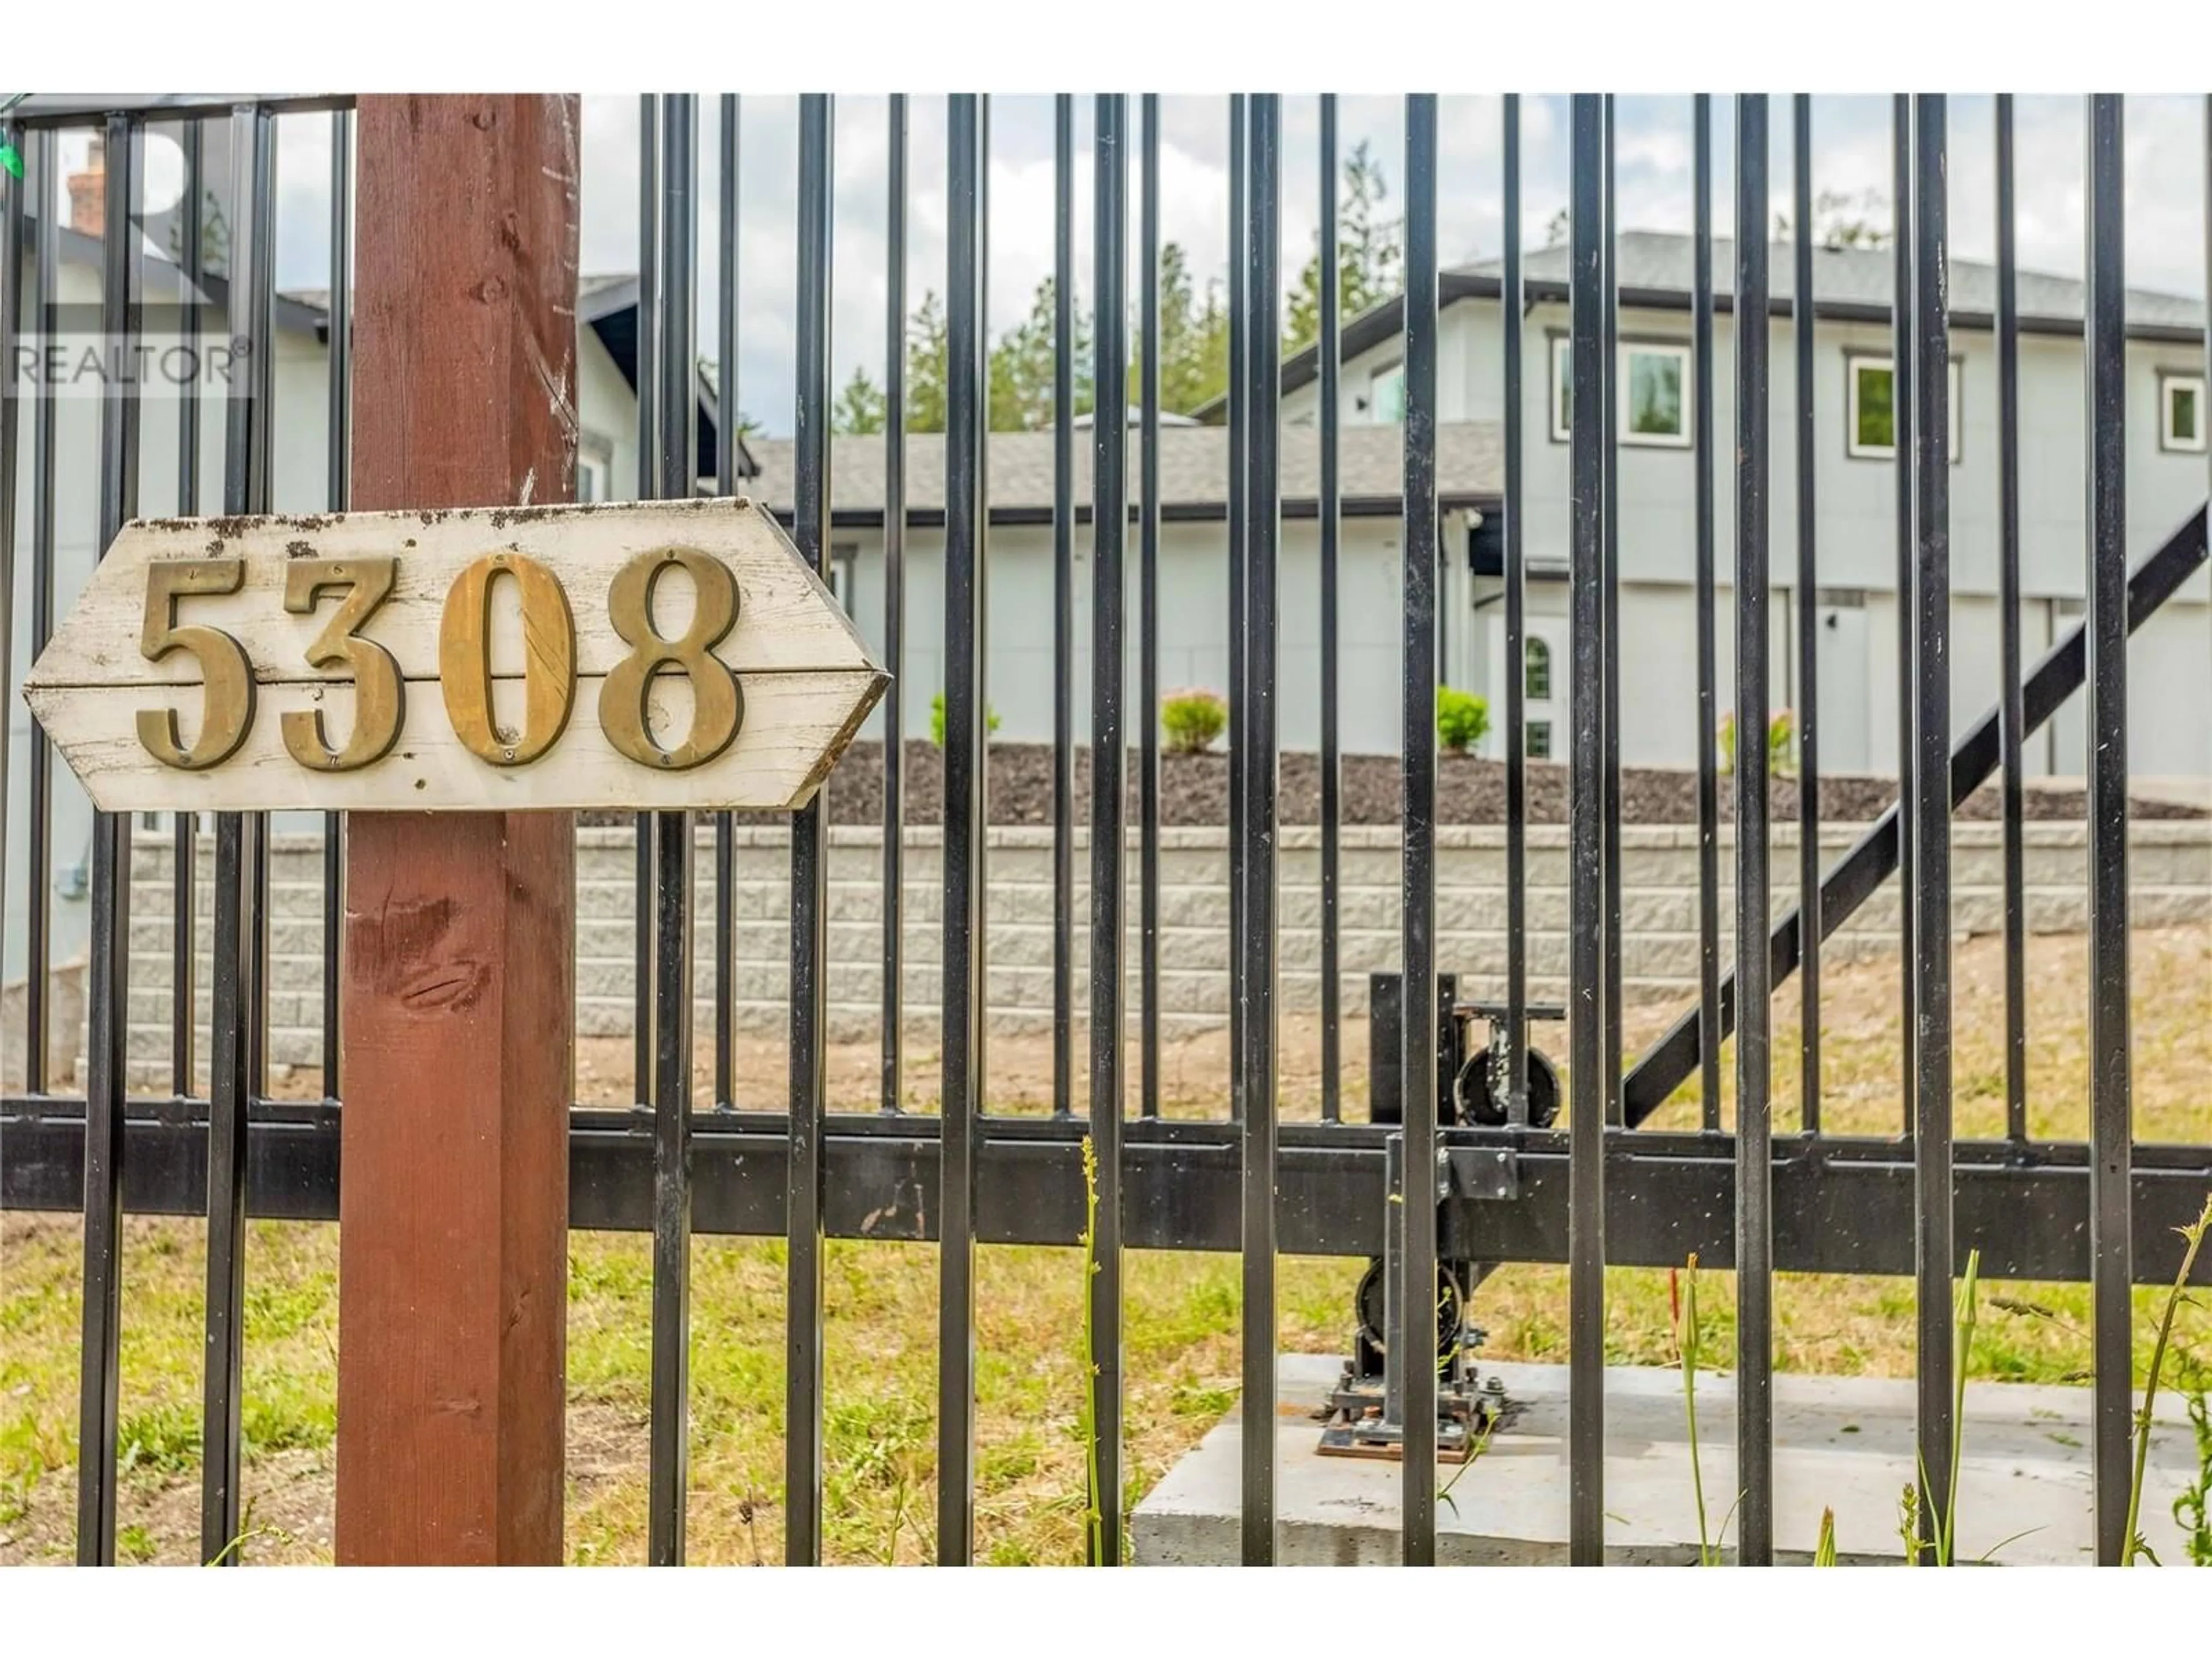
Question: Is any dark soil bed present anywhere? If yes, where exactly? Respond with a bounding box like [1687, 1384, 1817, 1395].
[584, 741, 2204, 829]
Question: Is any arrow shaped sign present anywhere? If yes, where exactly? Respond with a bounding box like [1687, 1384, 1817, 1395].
[22, 497, 889, 814]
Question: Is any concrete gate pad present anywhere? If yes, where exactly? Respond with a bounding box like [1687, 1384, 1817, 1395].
[1131, 1354, 2206, 1565]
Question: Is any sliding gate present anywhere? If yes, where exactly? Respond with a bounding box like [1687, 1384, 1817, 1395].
[2, 91, 2210, 1568]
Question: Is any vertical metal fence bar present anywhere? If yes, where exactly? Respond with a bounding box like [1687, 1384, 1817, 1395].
[1691, 96, 1721, 1132]
[1139, 94, 1162, 1122]
[200, 100, 272, 1569]
[77, 108, 141, 1568]
[716, 92, 740, 1109]
[633, 93, 660, 1107]
[1792, 93, 1820, 1138]
[1238, 91, 1281, 1566]
[785, 90, 834, 1567]
[1089, 88, 1130, 1567]
[1565, 92, 1608, 1568]
[1501, 94, 1528, 1124]
[1908, 92, 1957, 1555]
[1398, 90, 1440, 1566]
[647, 92, 700, 1569]
[1995, 94, 2028, 1149]
[1891, 94, 1916, 1139]
[1600, 96, 1623, 1128]
[244, 113, 274, 1105]
[2082, 90, 2133, 1567]
[26, 130, 56, 1095]
[172, 118, 204, 1099]
[637, 94, 660, 488]
[323, 107, 353, 1101]
[200, 804, 254, 1564]
[1319, 93, 1343, 1124]
[0, 117, 19, 1109]
[1226, 95, 1247, 1127]
[1732, 93, 1775, 1569]
[881, 93, 906, 1117]
[245, 146, 275, 1113]
[1052, 94, 1075, 1123]
[936, 91, 986, 1567]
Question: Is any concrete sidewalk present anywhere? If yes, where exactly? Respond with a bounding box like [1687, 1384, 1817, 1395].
[1131, 1353, 2206, 1565]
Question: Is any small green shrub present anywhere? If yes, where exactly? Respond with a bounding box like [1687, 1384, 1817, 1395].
[929, 691, 1001, 748]
[1436, 687, 1490, 755]
[1161, 688, 1227, 756]
[1717, 709, 1797, 779]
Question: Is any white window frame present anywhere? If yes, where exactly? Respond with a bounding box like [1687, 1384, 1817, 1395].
[1846, 354, 1964, 463]
[1619, 341, 1692, 448]
[1368, 359, 1406, 425]
[1548, 336, 1693, 448]
[2160, 372, 2207, 453]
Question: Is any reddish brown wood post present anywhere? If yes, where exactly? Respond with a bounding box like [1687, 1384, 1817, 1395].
[334, 94, 580, 1565]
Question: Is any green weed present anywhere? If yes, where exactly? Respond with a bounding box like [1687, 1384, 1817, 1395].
[2126, 1192, 2211, 1564]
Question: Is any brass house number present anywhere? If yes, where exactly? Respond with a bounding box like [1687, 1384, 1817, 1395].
[138, 547, 744, 774]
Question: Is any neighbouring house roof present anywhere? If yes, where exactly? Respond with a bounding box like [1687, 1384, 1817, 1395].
[16, 219, 743, 484]
[740, 419, 1502, 527]
[1202, 226, 2210, 421]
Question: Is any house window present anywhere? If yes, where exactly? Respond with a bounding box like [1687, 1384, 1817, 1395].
[1551, 337, 1571, 441]
[1622, 343, 1690, 445]
[1526, 720, 1553, 760]
[1524, 637, 1552, 701]
[2161, 373, 2207, 453]
[1846, 354, 1964, 462]
[1369, 361, 1406, 425]
[1549, 337, 1691, 446]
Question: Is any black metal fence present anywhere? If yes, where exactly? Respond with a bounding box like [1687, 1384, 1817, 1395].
[3, 92, 2211, 1569]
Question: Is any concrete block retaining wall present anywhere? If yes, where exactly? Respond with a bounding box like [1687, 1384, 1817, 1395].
[103, 819, 2212, 1088]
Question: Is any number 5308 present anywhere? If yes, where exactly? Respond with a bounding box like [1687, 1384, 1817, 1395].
[137, 547, 744, 774]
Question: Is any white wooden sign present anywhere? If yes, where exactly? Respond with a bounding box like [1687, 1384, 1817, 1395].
[22, 498, 889, 813]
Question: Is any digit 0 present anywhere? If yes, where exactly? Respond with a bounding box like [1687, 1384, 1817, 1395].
[439, 551, 578, 766]
[599, 547, 743, 769]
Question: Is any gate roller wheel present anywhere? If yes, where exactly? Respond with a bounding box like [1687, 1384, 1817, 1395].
[1454, 1047, 1563, 1128]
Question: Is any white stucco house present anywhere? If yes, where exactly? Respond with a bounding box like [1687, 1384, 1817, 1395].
[10, 173, 2212, 985]
[741, 229, 2212, 790]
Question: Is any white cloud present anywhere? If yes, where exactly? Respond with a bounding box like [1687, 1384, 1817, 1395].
[226, 93, 2207, 439]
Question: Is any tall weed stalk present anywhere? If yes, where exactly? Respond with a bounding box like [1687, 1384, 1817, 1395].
[1077, 1135, 1107, 1565]
[2125, 1192, 2211, 1565]
[1899, 1249, 1983, 1565]
[1671, 1254, 1721, 1565]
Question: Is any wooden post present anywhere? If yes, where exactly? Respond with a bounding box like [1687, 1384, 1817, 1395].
[334, 94, 580, 1565]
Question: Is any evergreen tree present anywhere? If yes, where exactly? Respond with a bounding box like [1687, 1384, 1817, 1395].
[1283, 141, 1403, 355]
[904, 290, 949, 432]
[831, 364, 887, 435]
[987, 274, 1093, 431]
[1152, 242, 1230, 415]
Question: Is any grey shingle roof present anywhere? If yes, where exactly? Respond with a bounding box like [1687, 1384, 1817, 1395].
[740, 421, 1502, 521]
[1460, 229, 2205, 332]
[1203, 226, 2208, 421]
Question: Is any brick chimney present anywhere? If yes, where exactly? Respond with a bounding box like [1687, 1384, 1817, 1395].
[67, 133, 105, 235]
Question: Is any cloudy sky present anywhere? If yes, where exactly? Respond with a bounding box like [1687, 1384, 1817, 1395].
[51, 94, 2212, 437]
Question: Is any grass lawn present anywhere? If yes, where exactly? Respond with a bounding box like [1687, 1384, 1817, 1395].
[2, 923, 2207, 1565]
